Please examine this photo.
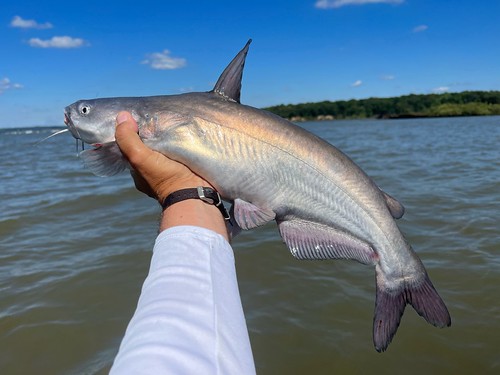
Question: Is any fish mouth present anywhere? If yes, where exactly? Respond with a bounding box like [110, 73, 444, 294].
[63, 111, 105, 150]
[63, 111, 104, 151]
[64, 112, 82, 140]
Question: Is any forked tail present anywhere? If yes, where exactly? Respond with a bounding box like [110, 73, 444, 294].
[373, 270, 451, 352]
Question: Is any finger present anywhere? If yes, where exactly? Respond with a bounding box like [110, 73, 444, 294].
[115, 111, 152, 167]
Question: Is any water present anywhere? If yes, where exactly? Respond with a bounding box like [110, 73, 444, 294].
[1, 117, 499, 374]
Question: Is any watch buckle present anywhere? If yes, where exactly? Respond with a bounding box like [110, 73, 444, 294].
[197, 186, 215, 205]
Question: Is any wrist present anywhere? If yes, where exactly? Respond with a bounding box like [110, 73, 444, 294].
[162, 187, 230, 220]
[160, 199, 229, 240]
[155, 175, 213, 203]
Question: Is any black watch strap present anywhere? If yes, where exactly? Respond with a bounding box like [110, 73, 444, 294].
[162, 187, 230, 221]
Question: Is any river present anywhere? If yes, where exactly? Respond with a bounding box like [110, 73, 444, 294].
[0, 116, 498, 374]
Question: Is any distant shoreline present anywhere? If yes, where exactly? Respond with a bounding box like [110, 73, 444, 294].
[263, 90, 500, 122]
[284, 113, 499, 122]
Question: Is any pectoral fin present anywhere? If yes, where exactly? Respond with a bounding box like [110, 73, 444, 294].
[232, 198, 275, 230]
[278, 219, 378, 265]
[79, 142, 129, 177]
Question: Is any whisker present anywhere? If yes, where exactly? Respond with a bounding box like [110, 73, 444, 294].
[34, 128, 69, 145]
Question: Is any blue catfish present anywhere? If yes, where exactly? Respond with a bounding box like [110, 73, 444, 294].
[64, 40, 451, 351]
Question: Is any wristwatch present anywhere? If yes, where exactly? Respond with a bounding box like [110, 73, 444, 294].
[162, 187, 230, 220]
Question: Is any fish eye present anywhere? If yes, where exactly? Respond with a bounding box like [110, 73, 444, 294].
[79, 104, 92, 115]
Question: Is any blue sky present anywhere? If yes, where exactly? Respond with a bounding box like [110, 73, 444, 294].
[1, 0, 499, 127]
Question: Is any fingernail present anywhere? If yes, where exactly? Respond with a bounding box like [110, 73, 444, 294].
[116, 112, 130, 125]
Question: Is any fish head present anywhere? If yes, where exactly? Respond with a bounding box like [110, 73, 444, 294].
[64, 98, 125, 145]
[64, 97, 154, 177]
[64, 97, 154, 143]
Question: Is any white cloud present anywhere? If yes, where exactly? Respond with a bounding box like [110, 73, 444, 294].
[315, 0, 404, 9]
[142, 50, 187, 70]
[351, 80, 363, 87]
[28, 36, 88, 48]
[381, 75, 395, 80]
[0, 77, 23, 94]
[433, 86, 449, 94]
[10, 15, 53, 29]
[413, 24, 428, 33]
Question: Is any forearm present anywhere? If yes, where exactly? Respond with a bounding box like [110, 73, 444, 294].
[110, 226, 255, 374]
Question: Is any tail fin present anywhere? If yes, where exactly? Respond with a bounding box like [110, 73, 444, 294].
[373, 271, 451, 352]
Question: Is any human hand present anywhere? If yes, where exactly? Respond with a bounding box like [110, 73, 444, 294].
[114, 111, 228, 239]
[114, 111, 211, 204]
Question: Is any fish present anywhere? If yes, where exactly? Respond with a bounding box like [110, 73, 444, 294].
[63, 39, 451, 352]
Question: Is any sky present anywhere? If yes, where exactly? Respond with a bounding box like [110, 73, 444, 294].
[1, 0, 499, 127]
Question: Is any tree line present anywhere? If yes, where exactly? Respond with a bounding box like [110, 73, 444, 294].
[263, 91, 500, 121]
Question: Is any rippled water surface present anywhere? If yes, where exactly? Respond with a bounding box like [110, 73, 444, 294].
[1, 116, 499, 374]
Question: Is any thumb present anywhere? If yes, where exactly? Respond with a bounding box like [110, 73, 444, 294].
[115, 111, 151, 167]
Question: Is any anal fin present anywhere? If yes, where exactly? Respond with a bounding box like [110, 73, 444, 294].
[278, 219, 378, 265]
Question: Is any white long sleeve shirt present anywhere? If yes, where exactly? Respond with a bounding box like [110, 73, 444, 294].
[110, 226, 255, 374]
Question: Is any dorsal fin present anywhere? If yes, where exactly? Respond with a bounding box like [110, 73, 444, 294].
[211, 39, 252, 103]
